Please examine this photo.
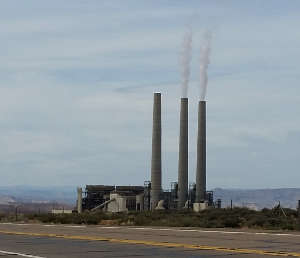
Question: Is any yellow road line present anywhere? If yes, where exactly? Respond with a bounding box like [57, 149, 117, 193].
[0, 230, 300, 257]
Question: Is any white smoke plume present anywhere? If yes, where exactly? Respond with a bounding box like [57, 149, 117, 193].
[180, 28, 193, 98]
[199, 30, 212, 101]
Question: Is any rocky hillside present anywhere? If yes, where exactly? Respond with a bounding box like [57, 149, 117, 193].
[0, 196, 16, 205]
[0, 186, 76, 205]
[213, 188, 300, 210]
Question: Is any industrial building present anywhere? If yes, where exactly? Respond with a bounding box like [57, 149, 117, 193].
[76, 93, 219, 213]
[80, 185, 145, 213]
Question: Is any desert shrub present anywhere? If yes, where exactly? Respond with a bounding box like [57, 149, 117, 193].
[281, 221, 295, 230]
[282, 208, 298, 217]
[134, 214, 151, 226]
[180, 216, 198, 227]
[0, 213, 5, 221]
[223, 216, 241, 228]
[17, 207, 300, 231]
[246, 215, 267, 228]
[265, 218, 283, 229]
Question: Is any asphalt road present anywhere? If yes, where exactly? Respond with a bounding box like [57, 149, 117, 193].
[0, 223, 300, 257]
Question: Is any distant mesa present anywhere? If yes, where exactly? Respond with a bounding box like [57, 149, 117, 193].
[0, 196, 16, 205]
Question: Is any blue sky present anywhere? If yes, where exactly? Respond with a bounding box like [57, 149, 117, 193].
[0, 1, 300, 189]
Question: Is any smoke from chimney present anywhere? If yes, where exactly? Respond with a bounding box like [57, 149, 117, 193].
[199, 30, 212, 101]
[180, 28, 193, 98]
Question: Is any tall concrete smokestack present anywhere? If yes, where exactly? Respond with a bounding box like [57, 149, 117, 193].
[77, 187, 82, 214]
[195, 101, 206, 203]
[151, 92, 162, 209]
[177, 98, 188, 209]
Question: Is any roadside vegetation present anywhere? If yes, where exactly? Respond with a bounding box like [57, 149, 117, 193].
[1, 207, 300, 231]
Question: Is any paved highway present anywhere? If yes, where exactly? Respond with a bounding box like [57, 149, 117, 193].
[0, 223, 300, 257]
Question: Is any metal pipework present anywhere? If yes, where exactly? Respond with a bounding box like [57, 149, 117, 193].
[150, 92, 162, 210]
[195, 101, 206, 203]
[177, 98, 188, 209]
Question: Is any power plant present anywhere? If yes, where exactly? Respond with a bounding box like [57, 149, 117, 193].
[77, 92, 218, 213]
[77, 31, 215, 213]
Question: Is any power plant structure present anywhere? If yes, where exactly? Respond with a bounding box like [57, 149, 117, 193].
[150, 92, 162, 210]
[77, 92, 219, 213]
[77, 187, 82, 214]
[194, 100, 208, 211]
[177, 98, 188, 209]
